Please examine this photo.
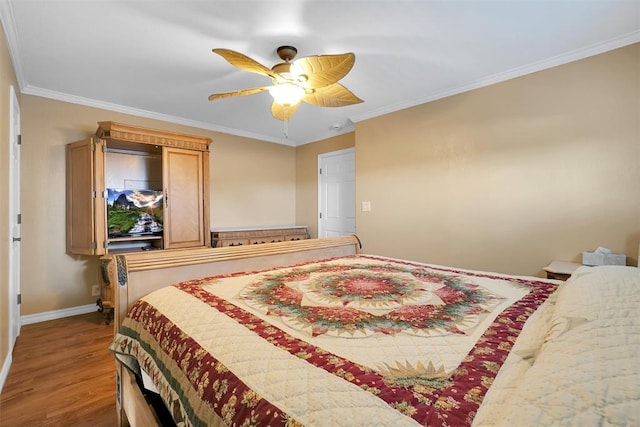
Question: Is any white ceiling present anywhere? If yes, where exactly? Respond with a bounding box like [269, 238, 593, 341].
[1, 1, 639, 146]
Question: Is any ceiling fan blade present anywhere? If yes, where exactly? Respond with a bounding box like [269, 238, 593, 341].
[212, 48, 277, 79]
[271, 101, 300, 121]
[208, 86, 269, 101]
[292, 53, 355, 88]
[302, 83, 363, 107]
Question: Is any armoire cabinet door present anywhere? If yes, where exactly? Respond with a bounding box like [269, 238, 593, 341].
[163, 146, 205, 249]
[66, 137, 106, 255]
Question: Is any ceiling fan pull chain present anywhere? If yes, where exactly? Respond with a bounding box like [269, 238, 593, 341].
[283, 116, 289, 139]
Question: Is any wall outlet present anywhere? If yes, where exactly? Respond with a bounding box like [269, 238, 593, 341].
[91, 284, 101, 297]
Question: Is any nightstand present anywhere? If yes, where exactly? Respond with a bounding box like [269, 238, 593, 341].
[543, 261, 582, 281]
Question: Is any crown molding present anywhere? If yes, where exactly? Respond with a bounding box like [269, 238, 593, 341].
[351, 30, 640, 124]
[296, 122, 356, 146]
[21, 85, 297, 146]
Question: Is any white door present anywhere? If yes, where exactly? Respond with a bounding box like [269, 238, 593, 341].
[8, 85, 21, 347]
[318, 148, 355, 238]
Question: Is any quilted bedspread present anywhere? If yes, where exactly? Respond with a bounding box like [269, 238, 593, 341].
[110, 254, 559, 427]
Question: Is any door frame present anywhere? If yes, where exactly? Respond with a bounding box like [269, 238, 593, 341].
[317, 147, 355, 238]
[8, 84, 21, 349]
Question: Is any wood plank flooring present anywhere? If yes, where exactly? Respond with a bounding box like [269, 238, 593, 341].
[0, 312, 117, 426]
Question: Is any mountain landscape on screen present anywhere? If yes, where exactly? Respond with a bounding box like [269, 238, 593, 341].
[106, 189, 163, 238]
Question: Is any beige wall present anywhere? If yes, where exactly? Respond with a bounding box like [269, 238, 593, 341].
[0, 19, 19, 384]
[356, 43, 640, 276]
[211, 132, 296, 227]
[295, 132, 355, 238]
[20, 96, 296, 316]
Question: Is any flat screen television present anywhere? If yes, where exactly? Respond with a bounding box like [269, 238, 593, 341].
[106, 189, 163, 238]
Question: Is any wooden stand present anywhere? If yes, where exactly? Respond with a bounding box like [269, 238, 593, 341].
[543, 260, 582, 281]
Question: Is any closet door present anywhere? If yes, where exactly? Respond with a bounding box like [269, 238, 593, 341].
[163, 146, 205, 249]
[66, 137, 106, 255]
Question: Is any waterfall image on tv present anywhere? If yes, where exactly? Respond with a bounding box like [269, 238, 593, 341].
[106, 189, 163, 238]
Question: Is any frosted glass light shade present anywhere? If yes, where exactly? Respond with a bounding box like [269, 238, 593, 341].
[269, 83, 304, 106]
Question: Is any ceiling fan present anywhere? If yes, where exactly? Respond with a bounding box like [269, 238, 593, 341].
[209, 46, 363, 121]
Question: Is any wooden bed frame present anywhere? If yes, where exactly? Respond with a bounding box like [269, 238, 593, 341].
[108, 235, 361, 427]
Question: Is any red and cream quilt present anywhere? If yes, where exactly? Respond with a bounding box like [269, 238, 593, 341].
[110, 254, 558, 427]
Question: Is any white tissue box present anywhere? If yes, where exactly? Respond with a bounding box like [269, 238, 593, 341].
[582, 251, 626, 266]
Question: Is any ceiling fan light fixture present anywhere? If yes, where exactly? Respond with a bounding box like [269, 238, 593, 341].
[269, 83, 304, 106]
[210, 46, 363, 121]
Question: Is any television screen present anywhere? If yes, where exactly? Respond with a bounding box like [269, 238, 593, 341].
[106, 189, 163, 238]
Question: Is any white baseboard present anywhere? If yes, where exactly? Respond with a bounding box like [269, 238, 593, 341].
[0, 351, 12, 395]
[20, 303, 99, 325]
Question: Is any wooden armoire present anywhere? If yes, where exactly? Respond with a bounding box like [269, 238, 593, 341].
[66, 121, 212, 317]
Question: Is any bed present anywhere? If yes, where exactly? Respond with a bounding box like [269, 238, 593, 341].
[108, 236, 640, 426]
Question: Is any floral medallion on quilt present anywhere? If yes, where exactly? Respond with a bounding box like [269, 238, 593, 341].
[239, 260, 505, 338]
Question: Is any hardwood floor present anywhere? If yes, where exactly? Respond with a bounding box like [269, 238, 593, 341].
[0, 312, 117, 426]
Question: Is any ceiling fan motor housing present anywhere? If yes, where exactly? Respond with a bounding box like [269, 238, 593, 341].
[272, 62, 292, 75]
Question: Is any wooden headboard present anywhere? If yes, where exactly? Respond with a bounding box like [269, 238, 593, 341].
[107, 235, 361, 328]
